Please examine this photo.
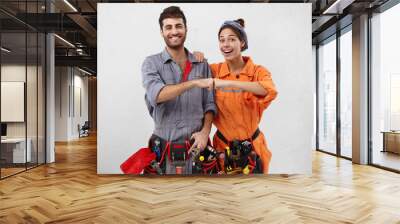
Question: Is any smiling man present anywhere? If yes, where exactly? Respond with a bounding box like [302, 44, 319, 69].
[141, 6, 216, 174]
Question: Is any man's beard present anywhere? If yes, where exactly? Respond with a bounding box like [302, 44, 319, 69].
[164, 34, 186, 50]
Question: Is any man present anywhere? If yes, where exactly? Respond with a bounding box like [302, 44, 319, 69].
[141, 6, 216, 174]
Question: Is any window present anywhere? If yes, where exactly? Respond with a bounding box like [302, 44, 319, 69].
[318, 36, 337, 154]
[340, 28, 352, 158]
[371, 3, 400, 171]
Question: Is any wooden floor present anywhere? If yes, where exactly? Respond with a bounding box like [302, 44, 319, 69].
[1, 163, 45, 178]
[373, 150, 400, 171]
[1, 135, 400, 223]
[1, 167, 26, 178]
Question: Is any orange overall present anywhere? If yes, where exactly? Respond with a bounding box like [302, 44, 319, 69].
[210, 57, 278, 174]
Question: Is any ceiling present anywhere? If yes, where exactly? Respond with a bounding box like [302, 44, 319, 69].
[0, 0, 393, 75]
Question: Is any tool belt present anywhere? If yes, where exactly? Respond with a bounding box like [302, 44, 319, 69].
[146, 135, 221, 175]
[216, 128, 260, 145]
[216, 128, 263, 174]
[145, 134, 191, 174]
[191, 145, 222, 175]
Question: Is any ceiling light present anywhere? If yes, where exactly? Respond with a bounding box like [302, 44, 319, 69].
[63, 0, 78, 12]
[76, 48, 85, 55]
[322, 0, 354, 15]
[54, 34, 75, 48]
[78, 67, 93, 76]
[323, 0, 341, 14]
[1, 47, 11, 53]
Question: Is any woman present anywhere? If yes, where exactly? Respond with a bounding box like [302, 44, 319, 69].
[209, 19, 278, 174]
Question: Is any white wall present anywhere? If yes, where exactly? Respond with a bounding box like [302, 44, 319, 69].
[98, 3, 313, 174]
[1, 82, 24, 123]
[72, 72, 89, 138]
[1, 65, 39, 138]
[55, 67, 69, 141]
[55, 67, 89, 141]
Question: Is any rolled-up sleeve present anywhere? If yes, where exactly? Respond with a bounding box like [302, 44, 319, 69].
[142, 57, 165, 107]
[254, 66, 278, 110]
[203, 63, 217, 115]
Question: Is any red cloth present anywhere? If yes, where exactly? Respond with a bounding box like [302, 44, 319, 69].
[181, 60, 192, 82]
[120, 147, 156, 174]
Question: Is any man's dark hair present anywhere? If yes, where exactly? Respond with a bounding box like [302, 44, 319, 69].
[159, 6, 187, 30]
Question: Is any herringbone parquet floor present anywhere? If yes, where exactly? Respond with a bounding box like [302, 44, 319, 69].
[1, 134, 400, 224]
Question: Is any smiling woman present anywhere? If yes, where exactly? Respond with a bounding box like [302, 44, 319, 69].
[210, 18, 278, 174]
